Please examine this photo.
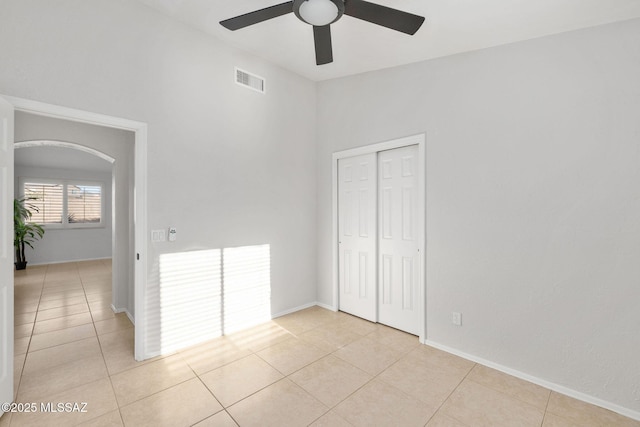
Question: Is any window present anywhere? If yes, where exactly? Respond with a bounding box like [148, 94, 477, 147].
[23, 179, 103, 228]
[67, 184, 102, 224]
[23, 182, 64, 224]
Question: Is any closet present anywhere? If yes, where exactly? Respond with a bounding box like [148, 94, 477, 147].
[337, 142, 421, 335]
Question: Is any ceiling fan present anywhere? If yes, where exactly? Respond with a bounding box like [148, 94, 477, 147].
[220, 0, 425, 65]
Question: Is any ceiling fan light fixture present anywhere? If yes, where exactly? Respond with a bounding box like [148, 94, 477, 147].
[298, 0, 340, 26]
[221, 0, 425, 66]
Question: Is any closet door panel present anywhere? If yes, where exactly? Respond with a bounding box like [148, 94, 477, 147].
[338, 153, 377, 321]
[378, 145, 420, 334]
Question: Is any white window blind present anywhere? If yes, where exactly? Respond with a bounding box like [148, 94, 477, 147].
[24, 182, 64, 224]
[67, 184, 102, 224]
[23, 180, 103, 228]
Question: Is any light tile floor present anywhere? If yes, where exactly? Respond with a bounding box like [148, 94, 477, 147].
[3, 260, 639, 426]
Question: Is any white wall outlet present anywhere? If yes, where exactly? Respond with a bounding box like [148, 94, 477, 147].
[151, 229, 165, 242]
[452, 312, 462, 326]
[168, 227, 177, 242]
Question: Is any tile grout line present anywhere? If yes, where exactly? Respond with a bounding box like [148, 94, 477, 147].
[285, 319, 415, 425]
[12, 261, 119, 426]
[186, 315, 351, 424]
[26, 263, 94, 353]
[188, 365, 235, 426]
[82, 264, 121, 427]
[82, 259, 131, 425]
[540, 389, 553, 427]
[422, 360, 477, 427]
[204, 352, 284, 413]
[12, 264, 48, 407]
[461, 372, 551, 418]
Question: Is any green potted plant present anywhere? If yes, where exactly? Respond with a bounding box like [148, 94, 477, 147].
[14, 197, 45, 270]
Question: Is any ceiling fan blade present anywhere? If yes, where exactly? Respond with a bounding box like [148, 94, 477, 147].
[220, 1, 294, 31]
[344, 0, 425, 35]
[313, 25, 333, 65]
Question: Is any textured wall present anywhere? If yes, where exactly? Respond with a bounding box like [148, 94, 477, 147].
[1, 0, 318, 355]
[316, 19, 640, 415]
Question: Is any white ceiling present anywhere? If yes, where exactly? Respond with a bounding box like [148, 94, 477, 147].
[135, 0, 640, 81]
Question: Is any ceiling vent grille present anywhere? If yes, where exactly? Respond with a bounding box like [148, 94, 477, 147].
[235, 67, 265, 94]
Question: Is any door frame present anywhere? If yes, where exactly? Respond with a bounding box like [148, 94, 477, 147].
[332, 133, 426, 342]
[3, 95, 148, 361]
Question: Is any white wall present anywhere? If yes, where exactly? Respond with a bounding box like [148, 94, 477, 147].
[316, 19, 640, 414]
[0, 0, 317, 354]
[14, 112, 135, 316]
[14, 164, 112, 264]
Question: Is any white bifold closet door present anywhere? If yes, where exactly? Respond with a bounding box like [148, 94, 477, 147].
[338, 153, 377, 322]
[338, 145, 419, 334]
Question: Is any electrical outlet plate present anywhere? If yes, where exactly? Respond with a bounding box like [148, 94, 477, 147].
[452, 312, 462, 326]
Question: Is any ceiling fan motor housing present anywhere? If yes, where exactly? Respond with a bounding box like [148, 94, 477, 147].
[293, 0, 345, 26]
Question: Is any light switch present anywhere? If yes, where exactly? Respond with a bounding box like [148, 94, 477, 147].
[168, 227, 177, 242]
[151, 229, 165, 242]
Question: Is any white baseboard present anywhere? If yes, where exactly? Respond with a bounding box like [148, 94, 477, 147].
[111, 304, 134, 325]
[27, 257, 112, 266]
[424, 340, 640, 422]
[145, 350, 161, 360]
[271, 302, 318, 319]
[124, 310, 135, 325]
[315, 301, 337, 312]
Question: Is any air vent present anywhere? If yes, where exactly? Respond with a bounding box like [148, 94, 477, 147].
[235, 67, 265, 94]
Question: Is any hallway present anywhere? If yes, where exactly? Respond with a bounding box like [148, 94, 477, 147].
[10, 259, 133, 426]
